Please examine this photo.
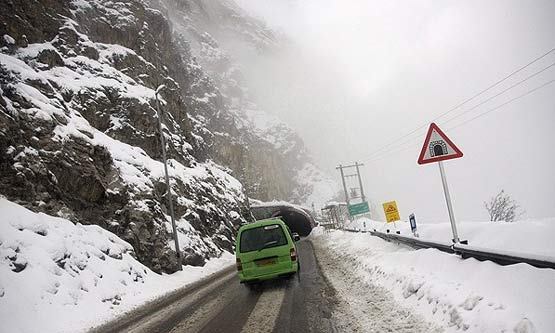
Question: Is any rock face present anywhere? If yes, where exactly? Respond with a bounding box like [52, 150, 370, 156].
[150, 0, 337, 205]
[0, 0, 334, 273]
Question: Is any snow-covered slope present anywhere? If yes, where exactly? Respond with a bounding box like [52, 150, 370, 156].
[0, 198, 234, 333]
[0, 0, 335, 275]
[0, 8, 247, 271]
[151, 0, 338, 207]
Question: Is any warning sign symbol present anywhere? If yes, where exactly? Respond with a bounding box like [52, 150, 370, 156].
[418, 123, 463, 165]
[382, 201, 400, 223]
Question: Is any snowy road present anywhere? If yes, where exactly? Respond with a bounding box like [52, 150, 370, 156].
[92, 240, 436, 333]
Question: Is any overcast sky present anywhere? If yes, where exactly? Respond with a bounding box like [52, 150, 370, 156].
[234, 0, 555, 222]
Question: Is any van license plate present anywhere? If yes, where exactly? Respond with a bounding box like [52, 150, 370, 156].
[257, 259, 276, 266]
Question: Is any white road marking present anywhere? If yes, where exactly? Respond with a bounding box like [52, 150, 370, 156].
[240, 287, 286, 333]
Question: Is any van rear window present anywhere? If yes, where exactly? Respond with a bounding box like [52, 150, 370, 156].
[240, 224, 288, 253]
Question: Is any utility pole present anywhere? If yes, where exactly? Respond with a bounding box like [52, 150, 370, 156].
[336, 162, 366, 203]
[337, 162, 369, 221]
[336, 164, 351, 224]
[155, 85, 182, 270]
[336, 164, 350, 206]
[355, 162, 366, 202]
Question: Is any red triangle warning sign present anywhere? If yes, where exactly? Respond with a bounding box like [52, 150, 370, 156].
[418, 123, 463, 165]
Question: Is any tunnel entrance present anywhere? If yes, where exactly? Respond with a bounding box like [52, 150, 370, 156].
[430, 140, 448, 157]
[271, 208, 313, 237]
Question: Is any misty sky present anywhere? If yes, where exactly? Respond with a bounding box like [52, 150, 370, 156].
[234, 0, 555, 222]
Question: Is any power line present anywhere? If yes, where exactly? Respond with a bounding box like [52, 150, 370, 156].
[363, 60, 555, 161]
[447, 79, 555, 131]
[364, 79, 555, 164]
[365, 141, 420, 165]
[441, 61, 555, 125]
[359, 47, 555, 161]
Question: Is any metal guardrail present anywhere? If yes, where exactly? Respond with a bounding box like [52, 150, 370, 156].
[342, 228, 555, 270]
[368, 230, 455, 254]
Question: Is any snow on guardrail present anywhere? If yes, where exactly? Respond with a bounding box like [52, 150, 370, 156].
[343, 228, 555, 269]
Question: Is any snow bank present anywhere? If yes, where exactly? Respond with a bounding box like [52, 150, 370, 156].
[345, 217, 555, 258]
[0, 198, 233, 333]
[311, 228, 555, 332]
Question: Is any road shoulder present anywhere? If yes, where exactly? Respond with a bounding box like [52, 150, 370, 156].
[310, 236, 441, 332]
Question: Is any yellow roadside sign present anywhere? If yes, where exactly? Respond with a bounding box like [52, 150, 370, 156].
[382, 201, 400, 223]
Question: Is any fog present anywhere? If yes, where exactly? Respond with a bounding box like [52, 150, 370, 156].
[234, 0, 555, 222]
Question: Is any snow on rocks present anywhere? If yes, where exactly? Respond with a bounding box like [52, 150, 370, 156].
[0, 7, 249, 272]
[3, 34, 15, 45]
[311, 227, 555, 332]
[293, 162, 338, 209]
[0, 198, 234, 333]
[158, 0, 336, 207]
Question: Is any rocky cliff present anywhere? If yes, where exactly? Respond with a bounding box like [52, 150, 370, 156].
[0, 0, 335, 273]
[151, 0, 336, 204]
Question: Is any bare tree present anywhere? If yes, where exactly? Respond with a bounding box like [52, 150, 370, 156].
[484, 190, 523, 222]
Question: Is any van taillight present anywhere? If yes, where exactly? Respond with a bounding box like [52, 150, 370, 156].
[236, 258, 243, 271]
[290, 248, 297, 261]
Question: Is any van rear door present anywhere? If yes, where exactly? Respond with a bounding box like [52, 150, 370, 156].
[238, 224, 292, 278]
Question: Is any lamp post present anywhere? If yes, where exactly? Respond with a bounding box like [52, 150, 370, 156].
[154, 85, 182, 270]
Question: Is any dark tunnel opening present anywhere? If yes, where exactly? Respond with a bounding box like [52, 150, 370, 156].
[271, 208, 313, 237]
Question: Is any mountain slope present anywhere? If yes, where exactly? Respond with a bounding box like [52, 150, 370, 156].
[0, 0, 249, 273]
[151, 0, 337, 205]
[0, 0, 335, 274]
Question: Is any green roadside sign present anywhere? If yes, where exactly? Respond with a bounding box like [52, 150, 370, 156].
[348, 201, 370, 216]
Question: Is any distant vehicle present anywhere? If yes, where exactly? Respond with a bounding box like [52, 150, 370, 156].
[235, 217, 299, 286]
[292, 232, 301, 241]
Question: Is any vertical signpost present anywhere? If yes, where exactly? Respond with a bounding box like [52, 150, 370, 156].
[417, 123, 464, 244]
[382, 201, 400, 223]
[382, 200, 400, 233]
[409, 213, 418, 237]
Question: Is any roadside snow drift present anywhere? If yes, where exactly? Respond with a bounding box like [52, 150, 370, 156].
[0, 198, 233, 333]
[345, 217, 555, 258]
[311, 228, 555, 332]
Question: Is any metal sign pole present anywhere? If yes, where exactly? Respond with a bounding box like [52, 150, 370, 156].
[438, 161, 460, 243]
[155, 89, 182, 270]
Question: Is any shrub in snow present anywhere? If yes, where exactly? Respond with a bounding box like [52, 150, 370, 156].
[484, 190, 524, 222]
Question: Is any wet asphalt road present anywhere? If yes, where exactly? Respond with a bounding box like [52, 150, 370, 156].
[95, 240, 337, 333]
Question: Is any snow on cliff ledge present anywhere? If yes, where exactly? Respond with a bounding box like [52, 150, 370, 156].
[0, 198, 234, 333]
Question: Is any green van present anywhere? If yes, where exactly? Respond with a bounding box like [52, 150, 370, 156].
[235, 217, 299, 284]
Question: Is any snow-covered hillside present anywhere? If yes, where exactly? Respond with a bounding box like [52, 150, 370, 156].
[0, 198, 234, 333]
[151, 0, 338, 207]
[0, 0, 335, 274]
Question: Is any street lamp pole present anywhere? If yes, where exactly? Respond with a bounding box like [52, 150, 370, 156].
[154, 85, 182, 270]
